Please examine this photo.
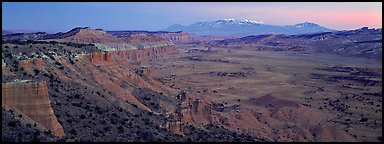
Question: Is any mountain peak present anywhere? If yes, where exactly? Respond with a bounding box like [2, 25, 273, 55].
[218, 18, 235, 21]
[241, 19, 265, 24]
[214, 19, 264, 25]
[216, 18, 236, 23]
[294, 22, 320, 27]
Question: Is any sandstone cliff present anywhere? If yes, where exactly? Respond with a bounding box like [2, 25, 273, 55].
[2, 81, 64, 137]
[87, 45, 179, 63]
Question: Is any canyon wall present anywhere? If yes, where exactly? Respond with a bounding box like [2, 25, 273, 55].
[2, 28, 181, 138]
[89, 45, 179, 63]
[2, 81, 65, 137]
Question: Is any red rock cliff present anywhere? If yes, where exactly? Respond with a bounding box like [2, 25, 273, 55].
[2, 81, 65, 137]
[88, 45, 179, 64]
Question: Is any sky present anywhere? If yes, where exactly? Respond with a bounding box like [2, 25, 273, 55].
[2, 2, 382, 33]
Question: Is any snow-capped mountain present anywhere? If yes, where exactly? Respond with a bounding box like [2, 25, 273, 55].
[165, 19, 334, 36]
[294, 22, 320, 28]
[210, 19, 265, 25]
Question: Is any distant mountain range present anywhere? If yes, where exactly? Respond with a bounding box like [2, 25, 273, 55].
[212, 27, 382, 60]
[2, 30, 13, 35]
[165, 19, 335, 36]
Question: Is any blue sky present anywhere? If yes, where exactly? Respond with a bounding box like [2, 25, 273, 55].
[2, 2, 382, 33]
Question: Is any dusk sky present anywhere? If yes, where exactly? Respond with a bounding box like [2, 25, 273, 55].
[2, 2, 382, 33]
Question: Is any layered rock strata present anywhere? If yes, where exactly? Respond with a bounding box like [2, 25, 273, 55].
[2, 81, 65, 137]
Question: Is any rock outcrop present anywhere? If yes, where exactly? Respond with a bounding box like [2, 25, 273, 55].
[89, 52, 114, 64]
[2, 81, 65, 137]
[19, 60, 34, 75]
[2, 59, 5, 67]
[180, 109, 193, 124]
[175, 92, 213, 129]
[2, 59, 14, 76]
[88, 45, 179, 63]
[44, 27, 124, 44]
[190, 99, 212, 125]
[166, 121, 183, 135]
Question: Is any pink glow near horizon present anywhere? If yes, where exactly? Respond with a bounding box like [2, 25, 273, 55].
[252, 7, 382, 30]
[169, 2, 382, 30]
[3, 2, 382, 31]
[268, 6, 381, 30]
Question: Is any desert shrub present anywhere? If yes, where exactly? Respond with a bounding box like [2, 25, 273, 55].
[111, 112, 118, 118]
[95, 106, 103, 114]
[69, 59, 76, 65]
[120, 120, 126, 125]
[7, 121, 17, 127]
[103, 126, 110, 132]
[74, 94, 80, 99]
[111, 118, 117, 125]
[118, 126, 125, 133]
[359, 117, 368, 122]
[34, 69, 40, 75]
[69, 129, 77, 136]
[100, 120, 107, 125]
[92, 131, 100, 137]
[84, 105, 90, 110]
[44, 130, 52, 135]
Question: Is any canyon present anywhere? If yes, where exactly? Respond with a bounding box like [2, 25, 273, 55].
[2, 27, 260, 142]
[2, 27, 382, 142]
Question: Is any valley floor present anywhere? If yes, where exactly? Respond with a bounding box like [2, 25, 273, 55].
[148, 46, 382, 142]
